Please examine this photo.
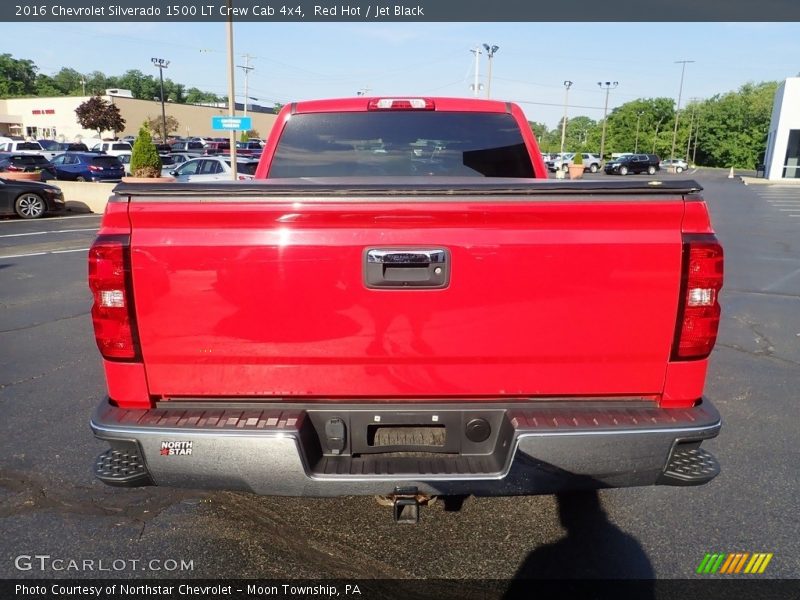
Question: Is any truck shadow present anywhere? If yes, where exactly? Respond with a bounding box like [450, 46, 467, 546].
[504, 490, 654, 596]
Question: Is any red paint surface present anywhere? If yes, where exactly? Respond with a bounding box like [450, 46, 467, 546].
[122, 199, 691, 400]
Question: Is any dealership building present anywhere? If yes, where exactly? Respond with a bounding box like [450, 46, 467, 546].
[0, 90, 277, 142]
[764, 77, 800, 180]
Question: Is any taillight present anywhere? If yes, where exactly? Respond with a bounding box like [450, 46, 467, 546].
[6, 164, 23, 171]
[88, 235, 140, 361]
[672, 234, 724, 360]
[367, 98, 435, 110]
[89, 164, 103, 171]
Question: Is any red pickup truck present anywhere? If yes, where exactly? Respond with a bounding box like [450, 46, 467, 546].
[89, 97, 723, 522]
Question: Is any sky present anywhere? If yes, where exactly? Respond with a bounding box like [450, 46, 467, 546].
[3, 21, 799, 128]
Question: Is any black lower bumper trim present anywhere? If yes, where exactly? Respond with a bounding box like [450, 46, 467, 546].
[658, 444, 720, 486]
[94, 442, 153, 487]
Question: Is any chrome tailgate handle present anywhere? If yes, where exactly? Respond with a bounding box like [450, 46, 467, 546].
[364, 248, 450, 289]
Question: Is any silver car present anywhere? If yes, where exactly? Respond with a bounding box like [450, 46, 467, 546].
[169, 157, 259, 182]
[660, 158, 689, 173]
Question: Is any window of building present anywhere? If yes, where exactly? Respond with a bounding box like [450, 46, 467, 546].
[783, 130, 800, 179]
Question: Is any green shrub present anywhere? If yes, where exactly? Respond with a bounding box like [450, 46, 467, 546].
[129, 124, 162, 178]
[572, 151, 583, 165]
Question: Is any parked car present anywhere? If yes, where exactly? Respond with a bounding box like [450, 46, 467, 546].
[118, 153, 132, 176]
[50, 152, 125, 182]
[545, 152, 572, 172]
[604, 154, 661, 175]
[660, 158, 689, 173]
[169, 157, 259, 182]
[203, 141, 230, 155]
[0, 153, 56, 180]
[0, 140, 59, 161]
[578, 153, 602, 173]
[169, 152, 203, 165]
[170, 140, 205, 153]
[0, 175, 65, 219]
[90, 141, 133, 157]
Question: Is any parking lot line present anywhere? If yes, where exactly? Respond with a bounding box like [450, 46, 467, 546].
[0, 214, 101, 225]
[0, 228, 98, 239]
[0, 247, 90, 259]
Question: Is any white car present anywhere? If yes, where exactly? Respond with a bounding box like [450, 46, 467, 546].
[90, 141, 133, 157]
[169, 157, 259, 182]
[660, 158, 689, 173]
[0, 140, 59, 161]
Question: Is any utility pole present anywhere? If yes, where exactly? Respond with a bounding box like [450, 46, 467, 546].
[670, 60, 694, 161]
[237, 53, 255, 117]
[597, 81, 618, 162]
[692, 109, 702, 164]
[560, 80, 573, 158]
[151, 58, 170, 142]
[653, 116, 665, 153]
[79, 76, 86, 96]
[634, 110, 644, 153]
[483, 44, 499, 99]
[469, 46, 482, 97]
[225, 0, 237, 180]
[685, 103, 697, 162]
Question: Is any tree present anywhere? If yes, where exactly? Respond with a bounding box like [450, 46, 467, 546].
[145, 114, 180, 140]
[0, 54, 37, 97]
[693, 81, 778, 168]
[528, 121, 549, 144]
[129, 124, 162, 178]
[245, 129, 261, 139]
[75, 96, 126, 138]
[185, 87, 222, 104]
[272, 102, 284, 114]
[51, 67, 85, 95]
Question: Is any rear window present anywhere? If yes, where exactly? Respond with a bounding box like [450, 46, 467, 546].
[17, 155, 50, 166]
[112, 143, 132, 151]
[267, 112, 535, 178]
[18, 142, 42, 151]
[225, 161, 258, 175]
[92, 157, 123, 168]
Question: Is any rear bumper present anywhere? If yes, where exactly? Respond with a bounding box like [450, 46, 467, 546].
[90, 398, 721, 496]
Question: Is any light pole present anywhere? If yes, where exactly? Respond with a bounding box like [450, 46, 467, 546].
[685, 103, 697, 162]
[652, 116, 665, 153]
[692, 109, 702, 165]
[634, 110, 644, 153]
[237, 53, 254, 117]
[483, 44, 499, 99]
[670, 60, 694, 160]
[597, 81, 618, 161]
[79, 75, 86, 96]
[151, 57, 170, 142]
[560, 80, 573, 158]
[469, 46, 482, 97]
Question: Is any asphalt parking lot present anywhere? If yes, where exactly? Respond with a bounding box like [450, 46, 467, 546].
[1, 169, 798, 582]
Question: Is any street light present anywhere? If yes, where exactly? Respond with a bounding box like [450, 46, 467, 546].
[483, 44, 499, 99]
[597, 81, 618, 162]
[670, 60, 695, 160]
[560, 81, 573, 159]
[634, 110, 644, 153]
[151, 57, 170, 142]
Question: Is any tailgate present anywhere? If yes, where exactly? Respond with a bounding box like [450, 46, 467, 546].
[125, 184, 687, 400]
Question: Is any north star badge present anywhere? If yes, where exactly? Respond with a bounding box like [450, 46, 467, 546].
[160, 441, 193, 456]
